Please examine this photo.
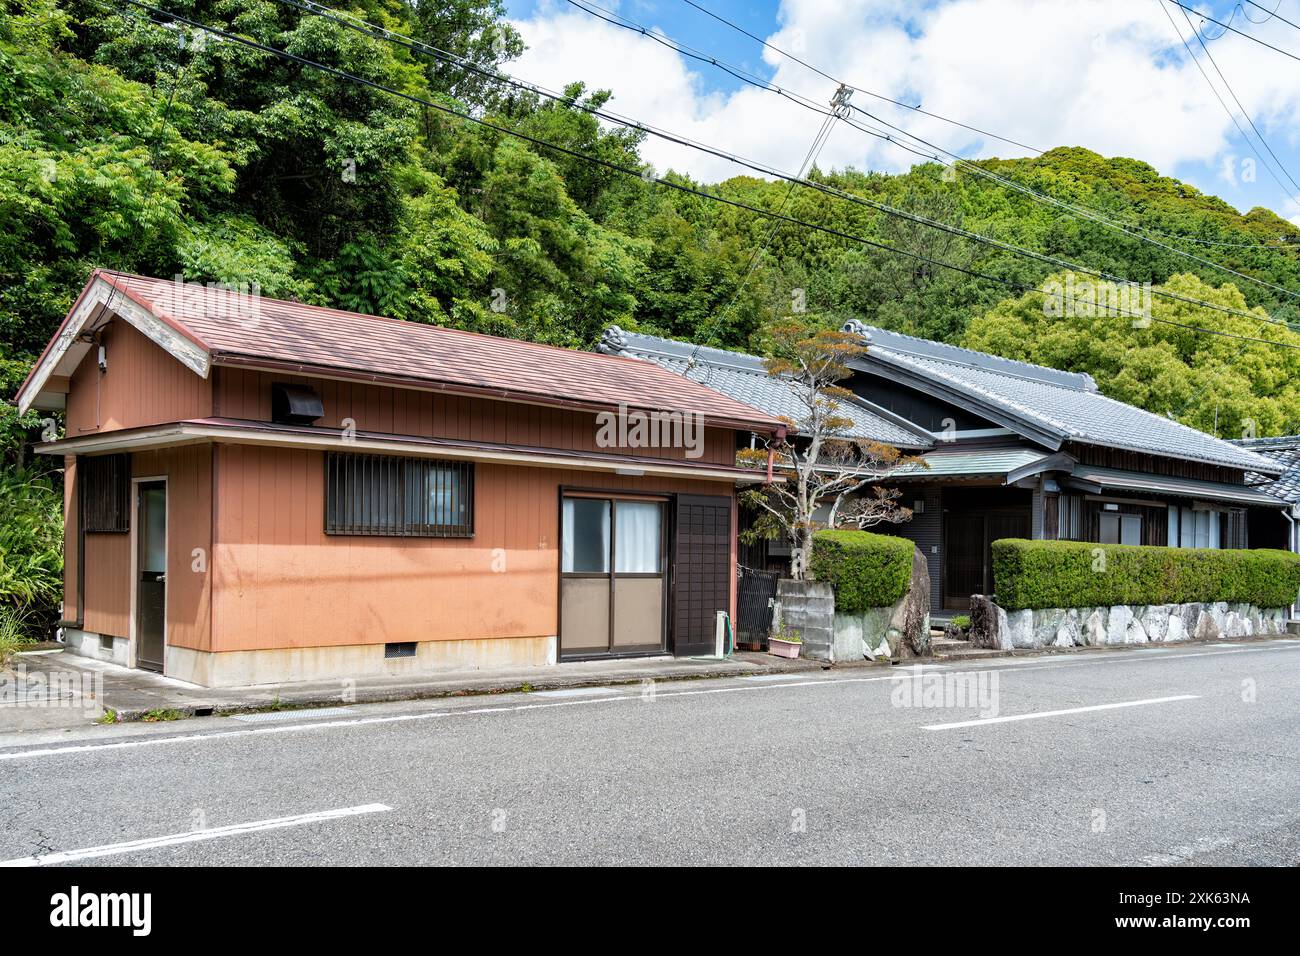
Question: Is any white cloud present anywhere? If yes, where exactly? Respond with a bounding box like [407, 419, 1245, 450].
[508, 0, 1300, 213]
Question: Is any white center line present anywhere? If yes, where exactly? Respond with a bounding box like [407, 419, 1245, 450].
[921, 695, 1200, 731]
[0, 803, 392, 867]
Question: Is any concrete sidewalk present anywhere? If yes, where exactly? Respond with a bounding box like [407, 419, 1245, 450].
[2, 646, 833, 725]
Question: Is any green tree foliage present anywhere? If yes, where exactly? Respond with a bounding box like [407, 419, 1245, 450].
[962, 270, 1300, 437]
[5, 0, 1300, 637]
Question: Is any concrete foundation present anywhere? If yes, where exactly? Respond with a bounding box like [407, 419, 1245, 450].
[62, 632, 558, 687]
[62, 628, 130, 667]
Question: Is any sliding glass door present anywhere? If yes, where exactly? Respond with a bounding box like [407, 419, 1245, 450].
[560, 495, 666, 658]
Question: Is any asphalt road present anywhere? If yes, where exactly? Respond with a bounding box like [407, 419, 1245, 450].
[1, 639, 1298, 866]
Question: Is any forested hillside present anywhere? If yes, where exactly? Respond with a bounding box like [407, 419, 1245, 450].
[3, 0, 1300, 639]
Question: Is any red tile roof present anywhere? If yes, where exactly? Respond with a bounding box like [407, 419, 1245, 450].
[80, 271, 783, 431]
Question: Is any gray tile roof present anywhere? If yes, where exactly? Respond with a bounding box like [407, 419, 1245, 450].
[596, 327, 934, 448]
[1233, 436, 1300, 504]
[842, 321, 1282, 474]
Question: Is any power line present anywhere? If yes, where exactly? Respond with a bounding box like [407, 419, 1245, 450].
[277, 0, 1300, 329]
[677, 0, 1300, 253]
[677, 0, 1045, 154]
[713, 102, 838, 335]
[852, 105, 1300, 252]
[107, 0, 1300, 353]
[1161, 0, 1300, 63]
[566, 0, 1300, 306]
[1243, 0, 1300, 32]
[1162, 0, 1300, 206]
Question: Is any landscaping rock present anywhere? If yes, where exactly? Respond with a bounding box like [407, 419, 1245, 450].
[829, 545, 931, 660]
[897, 546, 932, 657]
[969, 594, 1011, 650]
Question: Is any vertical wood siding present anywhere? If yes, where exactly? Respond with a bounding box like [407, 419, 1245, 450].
[133, 446, 213, 651]
[211, 444, 734, 653]
[65, 319, 211, 435]
[77, 446, 213, 649]
[82, 533, 129, 638]
[215, 368, 737, 466]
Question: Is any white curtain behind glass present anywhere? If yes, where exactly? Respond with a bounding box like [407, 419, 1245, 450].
[615, 501, 662, 573]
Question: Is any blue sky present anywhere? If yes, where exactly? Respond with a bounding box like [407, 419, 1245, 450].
[501, 0, 1300, 226]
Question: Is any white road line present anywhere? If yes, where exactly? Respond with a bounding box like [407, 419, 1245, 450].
[921, 695, 1200, 731]
[0, 803, 392, 867]
[2, 641, 1293, 762]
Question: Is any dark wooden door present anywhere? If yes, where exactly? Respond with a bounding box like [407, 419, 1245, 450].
[671, 495, 732, 656]
[944, 511, 1031, 609]
[944, 513, 985, 610]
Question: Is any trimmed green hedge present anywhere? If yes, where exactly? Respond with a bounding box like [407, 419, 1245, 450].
[992, 538, 1300, 611]
[809, 530, 915, 613]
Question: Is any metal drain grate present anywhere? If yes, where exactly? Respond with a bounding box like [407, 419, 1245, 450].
[228, 706, 354, 723]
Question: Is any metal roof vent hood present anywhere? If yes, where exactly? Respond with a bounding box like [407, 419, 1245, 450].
[271, 382, 324, 425]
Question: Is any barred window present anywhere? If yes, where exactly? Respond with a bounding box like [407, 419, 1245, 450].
[80, 454, 130, 533]
[325, 453, 473, 537]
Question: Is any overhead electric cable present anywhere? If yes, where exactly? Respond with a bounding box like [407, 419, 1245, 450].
[279, 0, 1300, 327]
[109, 0, 1300, 353]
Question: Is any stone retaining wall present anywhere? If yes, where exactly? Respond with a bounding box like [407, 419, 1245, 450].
[969, 595, 1287, 651]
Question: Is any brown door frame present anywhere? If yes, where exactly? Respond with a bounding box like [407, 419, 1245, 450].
[557, 487, 669, 661]
[129, 476, 168, 673]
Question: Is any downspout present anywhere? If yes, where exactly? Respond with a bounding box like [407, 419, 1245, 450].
[766, 426, 786, 484]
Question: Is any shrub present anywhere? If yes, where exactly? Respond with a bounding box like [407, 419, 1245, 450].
[992, 538, 1300, 611]
[0, 466, 64, 645]
[809, 529, 915, 613]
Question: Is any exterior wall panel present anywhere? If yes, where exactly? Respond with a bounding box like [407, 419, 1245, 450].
[62, 455, 79, 623]
[75, 446, 213, 650]
[65, 319, 211, 435]
[215, 368, 736, 466]
[82, 533, 130, 639]
[211, 444, 736, 654]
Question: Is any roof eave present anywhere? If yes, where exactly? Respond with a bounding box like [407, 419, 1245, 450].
[850, 353, 1066, 451]
[35, 419, 779, 484]
[15, 273, 212, 414]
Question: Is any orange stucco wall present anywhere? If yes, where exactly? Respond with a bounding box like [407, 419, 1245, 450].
[65, 318, 212, 435]
[210, 443, 735, 653]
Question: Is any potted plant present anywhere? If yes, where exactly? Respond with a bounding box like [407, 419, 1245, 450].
[768, 628, 803, 659]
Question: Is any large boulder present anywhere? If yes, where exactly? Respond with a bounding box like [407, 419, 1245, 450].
[893, 546, 932, 657]
[969, 594, 1011, 650]
[828, 545, 932, 660]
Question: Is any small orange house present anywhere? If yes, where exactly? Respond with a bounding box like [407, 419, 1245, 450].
[16, 271, 783, 687]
